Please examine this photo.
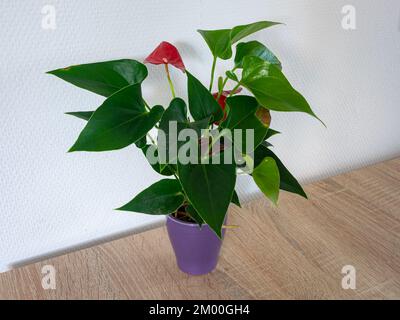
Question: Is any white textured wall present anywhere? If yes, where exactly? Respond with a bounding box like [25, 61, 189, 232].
[1, 0, 399, 271]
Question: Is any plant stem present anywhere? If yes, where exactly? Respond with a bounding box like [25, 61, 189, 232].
[228, 83, 241, 97]
[147, 133, 156, 145]
[143, 99, 151, 112]
[208, 56, 217, 91]
[164, 64, 176, 98]
[216, 77, 229, 100]
[216, 67, 238, 100]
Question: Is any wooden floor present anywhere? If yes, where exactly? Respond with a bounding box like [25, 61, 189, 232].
[1, 158, 400, 299]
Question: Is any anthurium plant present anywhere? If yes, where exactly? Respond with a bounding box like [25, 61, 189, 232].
[48, 20, 321, 238]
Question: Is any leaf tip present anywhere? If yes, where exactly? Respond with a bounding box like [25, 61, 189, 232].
[67, 144, 78, 153]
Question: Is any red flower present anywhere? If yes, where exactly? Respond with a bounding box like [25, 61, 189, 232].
[212, 88, 242, 124]
[144, 41, 185, 72]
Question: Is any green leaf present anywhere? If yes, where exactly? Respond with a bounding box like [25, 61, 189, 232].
[47, 59, 148, 97]
[240, 56, 321, 121]
[186, 205, 204, 226]
[65, 111, 94, 121]
[158, 98, 188, 166]
[231, 190, 241, 208]
[187, 71, 223, 122]
[178, 152, 236, 238]
[197, 29, 233, 60]
[116, 179, 185, 215]
[220, 95, 269, 152]
[135, 135, 147, 149]
[141, 145, 175, 176]
[254, 144, 307, 198]
[69, 84, 164, 152]
[226, 70, 238, 82]
[159, 98, 188, 133]
[158, 97, 209, 166]
[264, 128, 280, 140]
[252, 157, 280, 205]
[230, 21, 281, 44]
[198, 21, 281, 60]
[234, 41, 282, 69]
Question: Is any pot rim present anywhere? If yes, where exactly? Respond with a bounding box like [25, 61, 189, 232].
[167, 214, 203, 227]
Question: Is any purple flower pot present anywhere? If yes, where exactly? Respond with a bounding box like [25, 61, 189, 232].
[166, 215, 225, 275]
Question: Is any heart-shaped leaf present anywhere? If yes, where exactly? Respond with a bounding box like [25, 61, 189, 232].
[65, 111, 94, 121]
[254, 143, 307, 198]
[231, 190, 241, 208]
[187, 71, 223, 122]
[197, 29, 232, 60]
[264, 128, 280, 140]
[220, 95, 269, 152]
[158, 98, 188, 164]
[198, 21, 281, 60]
[159, 98, 188, 132]
[47, 59, 148, 97]
[230, 21, 281, 44]
[116, 179, 185, 215]
[178, 151, 236, 238]
[240, 56, 321, 121]
[157, 98, 209, 165]
[69, 84, 164, 152]
[144, 41, 186, 72]
[252, 157, 280, 205]
[235, 40, 282, 69]
[141, 145, 175, 176]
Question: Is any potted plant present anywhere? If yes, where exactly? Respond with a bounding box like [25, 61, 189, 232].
[47, 20, 322, 275]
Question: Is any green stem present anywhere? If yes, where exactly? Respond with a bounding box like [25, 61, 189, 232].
[172, 170, 179, 180]
[143, 99, 151, 112]
[216, 67, 238, 100]
[146, 134, 156, 145]
[208, 56, 217, 91]
[164, 64, 176, 98]
[216, 77, 229, 100]
[228, 83, 241, 97]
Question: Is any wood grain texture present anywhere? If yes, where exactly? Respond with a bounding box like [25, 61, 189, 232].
[1, 158, 399, 300]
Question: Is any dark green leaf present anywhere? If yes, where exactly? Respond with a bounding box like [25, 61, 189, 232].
[158, 97, 209, 166]
[231, 190, 241, 207]
[116, 179, 185, 215]
[159, 98, 188, 133]
[252, 157, 280, 205]
[240, 56, 321, 121]
[186, 205, 204, 226]
[187, 71, 223, 122]
[197, 29, 232, 60]
[65, 111, 94, 121]
[135, 136, 147, 149]
[226, 71, 238, 82]
[220, 95, 269, 152]
[264, 128, 280, 140]
[235, 40, 281, 69]
[69, 84, 164, 152]
[198, 21, 281, 60]
[178, 151, 236, 238]
[141, 145, 175, 176]
[254, 144, 307, 198]
[230, 21, 281, 44]
[158, 98, 188, 166]
[47, 59, 148, 97]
